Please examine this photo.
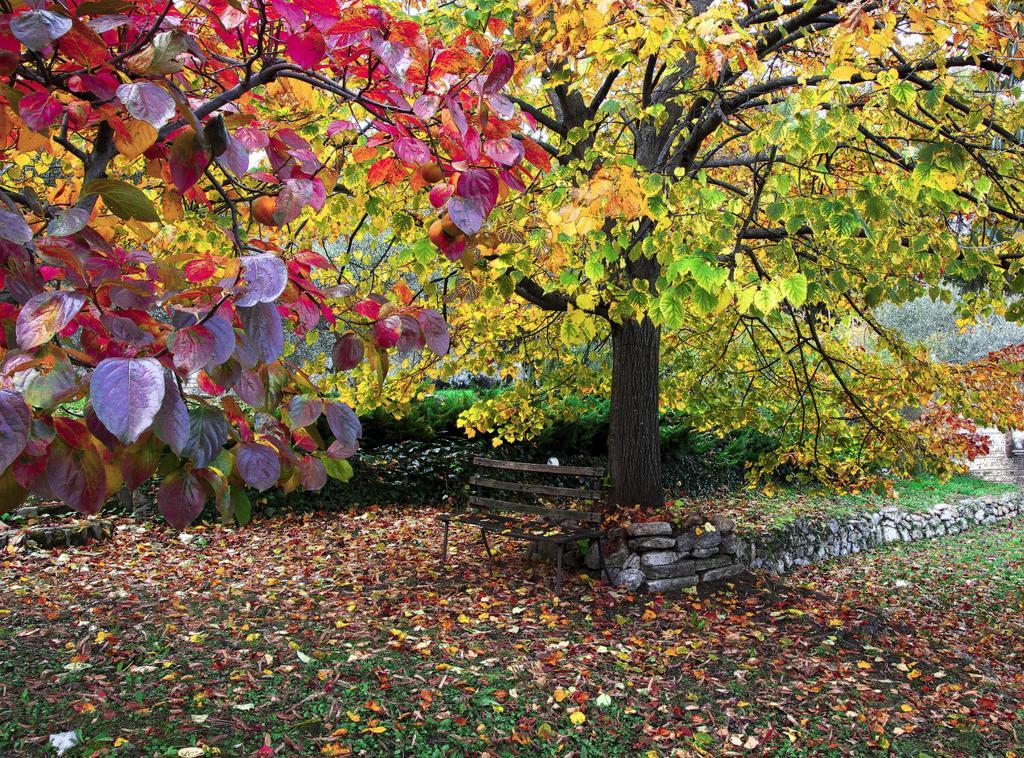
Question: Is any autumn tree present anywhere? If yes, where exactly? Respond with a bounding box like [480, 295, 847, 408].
[0, 0, 531, 525]
[386, 0, 1024, 509]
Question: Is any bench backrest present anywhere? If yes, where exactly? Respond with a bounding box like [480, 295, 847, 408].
[468, 456, 606, 524]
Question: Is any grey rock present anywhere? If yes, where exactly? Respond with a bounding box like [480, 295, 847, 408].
[694, 531, 722, 550]
[710, 514, 735, 534]
[585, 540, 601, 570]
[645, 575, 699, 593]
[615, 568, 646, 591]
[675, 533, 696, 554]
[694, 555, 734, 571]
[626, 521, 673, 538]
[691, 548, 718, 559]
[701, 564, 746, 582]
[645, 559, 695, 580]
[629, 536, 677, 551]
[604, 546, 629, 569]
[623, 553, 641, 572]
[721, 534, 738, 555]
[640, 550, 684, 569]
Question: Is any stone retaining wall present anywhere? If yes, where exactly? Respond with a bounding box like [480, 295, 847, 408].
[745, 491, 1022, 574]
[593, 491, 1022, 593]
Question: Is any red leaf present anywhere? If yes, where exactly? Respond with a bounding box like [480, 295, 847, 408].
[286, 28, 326, 68]
[169, 129, 211, 192]
[19, 90, 62, 132]
[185, 259, 218, 283]
[367, 157, 409, 186]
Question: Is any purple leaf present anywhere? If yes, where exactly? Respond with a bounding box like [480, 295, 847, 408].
[204, 315, 237, 364]
[392, 136, 431, 164]
[298, 455, 327, 491]
[183, 405, 228, 469]
[483, 137, 523, 167]
[332, 332, 364, 371]
[234, 368, 266, 408]
[238, 303, 284, 364]
[445, 94, 468, 136]
[482, 49, 514, 94]
[396, 314, 425, 352]
[46, 440, 107, 515]
[153, 372, 188, 456]
[236, 442, 280, 492]
[0, 208, 33, 244]
[216, 135, 250, 177]
[447, 169, 498, 235]
[16, 290, 86, 350]
[417, 309, 450, 356]
[288, 395, 323, 429]
[158, 468, 207, 529]
[235, 253, 288, 308]
[170, 325, 216, 375]
[273, 178, 318, 224]
[325, 401, 361, 448]
[413, 94, 440, 121]
[11, 9, 72, 51]
[371, 315, 402, 348]
[47, 207, 90, 237]
[116, 82, 176, 128]
[0, 389, 31, 473]
[90, 357, 166, 444]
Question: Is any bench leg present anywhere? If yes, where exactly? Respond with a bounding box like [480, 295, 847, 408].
[440, 521, 449, 574]
[480, 530, 493, 570]
[555, 543, 564, 596]
[597, 535, 613, 584]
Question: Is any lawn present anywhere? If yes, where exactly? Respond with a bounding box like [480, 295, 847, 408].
[676, 475, 1017, 531]
[1, 508, 1021, 756]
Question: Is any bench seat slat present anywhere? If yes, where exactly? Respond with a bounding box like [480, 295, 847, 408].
[472, 456, 605, 478]
[468, 495, 603, 524]
[469, 476, 602, 501]
[450, 512, 604, 542]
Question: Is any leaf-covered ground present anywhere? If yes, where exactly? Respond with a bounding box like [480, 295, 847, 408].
[673, 474, 1016, 531]
[1, 509, 1022, 756]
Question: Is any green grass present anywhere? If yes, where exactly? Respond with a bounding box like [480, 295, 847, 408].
[674, 474, 1016, 530]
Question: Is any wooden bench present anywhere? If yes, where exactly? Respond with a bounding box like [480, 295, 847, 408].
[439, 456, 612, 594]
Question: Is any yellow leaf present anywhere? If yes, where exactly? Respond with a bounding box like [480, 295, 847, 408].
[553, 687, 569, 703]
[857, 661, 872, 670]
[347, 711, 361, 722]
[569, 711, 586, 725]
[830, 65, 860, 81]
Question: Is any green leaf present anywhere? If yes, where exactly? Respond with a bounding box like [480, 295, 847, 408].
[81, 178, 159, 222]
[322, 457, 354, 482]
[779, 273, 808, 306]
[657, 288, 687, 328]
[682, 255, 728, 293]
[231, 486, 251, 526]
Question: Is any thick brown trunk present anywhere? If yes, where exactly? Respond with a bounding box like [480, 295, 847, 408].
[608, 317, 663, 510]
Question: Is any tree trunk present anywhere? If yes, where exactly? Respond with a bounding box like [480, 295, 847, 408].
[607, 317, 663, 510]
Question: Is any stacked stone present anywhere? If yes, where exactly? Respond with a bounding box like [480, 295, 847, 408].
[0, 520, 114, 551]
[589, 492, 1021, 594]
[591, 515, 746, 592]
[747, 492, 1022, 574]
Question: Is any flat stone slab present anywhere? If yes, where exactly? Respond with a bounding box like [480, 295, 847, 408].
[0, 520, 114, 551]
[646, 576, 698, 593]
[626, 522, 673, 538]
